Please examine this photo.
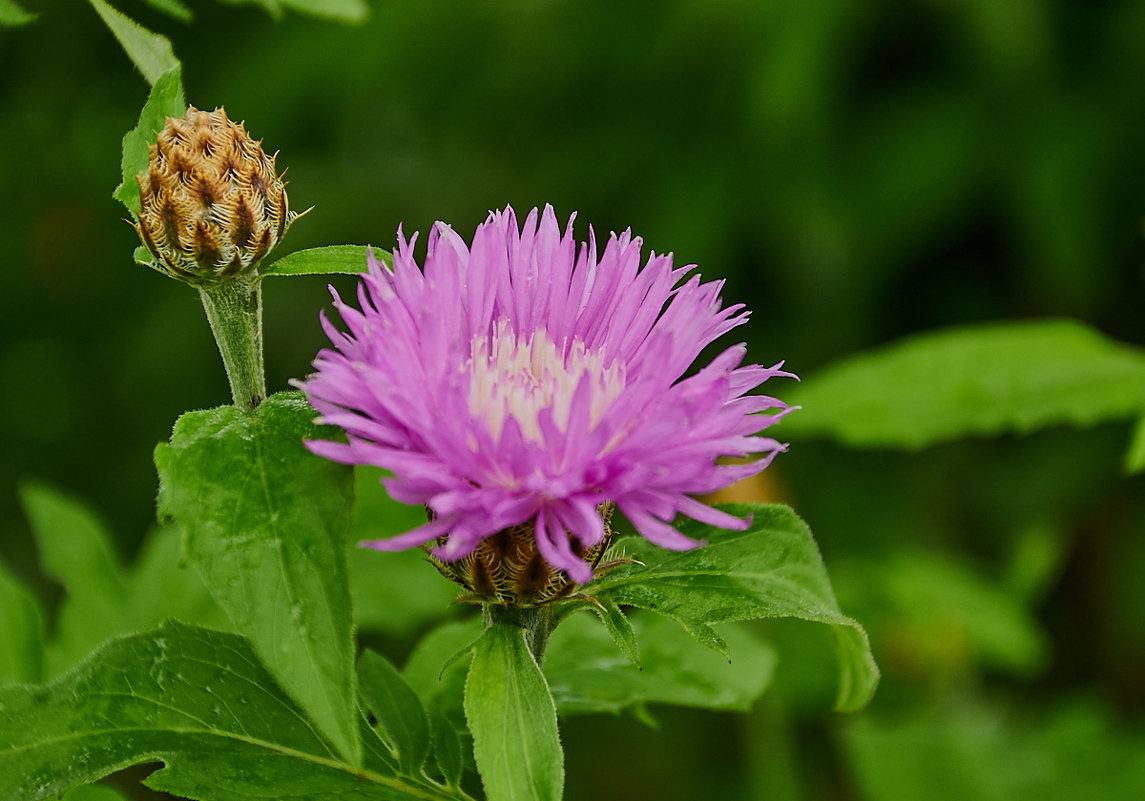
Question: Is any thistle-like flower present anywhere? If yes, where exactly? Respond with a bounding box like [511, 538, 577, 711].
[301, 206, 796, 604]
[134, 106, 296, 285]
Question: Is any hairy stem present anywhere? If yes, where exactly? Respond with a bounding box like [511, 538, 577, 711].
[482, 604, 556, 666]
[198, 277, 266, 412]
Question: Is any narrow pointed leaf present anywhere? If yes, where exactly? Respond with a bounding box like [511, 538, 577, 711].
[115, 67, 185, 217]
[359, 650, 431, 776]
[589, 598, 639, 668]
[155, 391, 360, 767]
[429, 706, 464, 789]
[260, 245, 390, 278]
[465, 624, 563, 801]
[588, 504, 879, 712]
[0, 621, 467, 801]
[87, 0, 179, 85]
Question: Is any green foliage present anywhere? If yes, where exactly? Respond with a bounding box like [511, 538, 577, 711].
[0, 561, 42, 685]
[0, 621, 468, 801]
[155, 391, 361, 767]
[1125, 415, 1145, 475]
[843, 700, 1145, 801]
[545, 612, 776, 716]
[114, 67, 186, 218]
[143, 0, 193, 22]
[261, 245, 390, 278]
[465, 623, 564, 801]
[359, 650, 432, 777]
[19, 483, 228, 678]
[350, 465, 458, 635]
[62, 785, 130, 801]
[87, 0, 179, 85]
[587, 504, 879, 711]
[781, 320, 1145, 450]
[0, 0, 35, 25]
[221, 0, 370, 23]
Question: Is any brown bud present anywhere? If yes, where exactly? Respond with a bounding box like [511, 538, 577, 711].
[425, 503, 616, 606]
[134, 106, 298, 285]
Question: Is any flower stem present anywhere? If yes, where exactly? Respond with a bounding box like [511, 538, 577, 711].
[198, 277, 266, 412]
[482, 604, 556, 666]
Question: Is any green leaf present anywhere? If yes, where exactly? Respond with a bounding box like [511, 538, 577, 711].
[124, 525, 231, 634]
[351, 466, 458, 635]
[261, 245, 389, 279]
[155, 391, 360, 767]
[544, 613, 776, 716]
[429, 706, 464, 789]
[587, 597, 639, 668]
[278, 0, 369, 22]
[0, 0, 36, 25]
[403, 620, 479, 726]
[62, 784, 130, 801]
[1125, 415, 1145, 475]
[114, 67, 186, 217]
[587, 504, 879, 712]
[19, 483, 129, 677]
[359, 650, 431, 777]
[87, 0, 179, 85]
[144, 0, 193, 22]
[0, 561, 43, 685]
[222, 0, 369, 23]
[0, 621, 468, 801]
[781, 319, 1145, 450]
[465, 624, 564, 801]
[20, 483, 229, 677]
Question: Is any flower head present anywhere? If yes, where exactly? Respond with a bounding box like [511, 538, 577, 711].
[134, 106, 297, 285]
[301, 206, 795, 597]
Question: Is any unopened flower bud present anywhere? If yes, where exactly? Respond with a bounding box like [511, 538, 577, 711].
[134, 106, 297, 285]
[425, 503, 616, 606]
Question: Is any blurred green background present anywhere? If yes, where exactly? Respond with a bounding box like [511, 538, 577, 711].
[3, 1, 1145, 799]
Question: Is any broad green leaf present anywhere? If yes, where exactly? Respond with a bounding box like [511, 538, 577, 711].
[544, 613, 776, 716]
[125, 525, 231, 637]
[1125, 415, 1145, 475]
[587, 504, 879, 712]
[0, 561, 43, 685]
[359, 650, 431, 777]
[144, 0, 193, 22]
[0, 0, 35, 25]
[19, 483, 129, 677]
[155, 391, 360, 767]
[87, 0, 179, 85]
[114, 67, 186, 217]
[351, 465, 457, 635]
[0, 621, 468, 801]
[261, 245, 391, 278]
[781, 319, 1145, 449]
[465, 624, 563, 801]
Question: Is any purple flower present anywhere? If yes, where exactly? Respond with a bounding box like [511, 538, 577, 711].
[300, 205, 796, 585]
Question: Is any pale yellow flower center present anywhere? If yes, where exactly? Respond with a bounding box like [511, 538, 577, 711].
[467, 321, 626, 443]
